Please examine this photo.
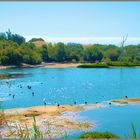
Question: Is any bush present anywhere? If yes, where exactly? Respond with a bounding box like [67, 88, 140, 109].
[109, 61, 140, 67]
[79, 131, 120, 139]
[77, 63, 109, 68]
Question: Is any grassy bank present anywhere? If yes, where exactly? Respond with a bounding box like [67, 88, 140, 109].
[109, 61, 140, 67]
[77, 63, 109, 68]
[77, 62, 140, 68]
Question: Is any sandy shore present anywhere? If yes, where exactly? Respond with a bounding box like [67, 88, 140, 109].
[112, 97, 140, 104]
[0, 66, 16, 69]
[0, 63, 81, 69]
[0, 104, 102, 138]
[43, 63, 81, 68]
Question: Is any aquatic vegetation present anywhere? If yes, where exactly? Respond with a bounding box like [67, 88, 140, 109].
[125, 123, 140, 139]
[79, 131, 120, 139]
[0, 73, 30, 79]
[0, 74, 10, 79]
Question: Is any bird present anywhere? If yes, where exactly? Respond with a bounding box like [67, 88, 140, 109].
[57, 103, 60, 107]
[85, 101, 87, 105]
[27, 85, 31, 89]
[32, 92, 35, 96]
[44, 101, 46, 106]
[12, 94, 15, 99]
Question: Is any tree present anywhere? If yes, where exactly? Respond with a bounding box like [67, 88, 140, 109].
[119, 35, 128, 62]
[41, 45, 49, 62]
[29, 38, 45, 42]
[54, 42, 66, 62]
[106, 49, 120, 61]
[0, 29, 26, 45]
[84, 46, 103, 62]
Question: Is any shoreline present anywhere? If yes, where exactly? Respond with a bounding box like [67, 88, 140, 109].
[1, 63, 140, 69]
[1, 98, 140, 138]
[0, 63, 81, 69]
[0, 104, 102, 138]
[112, 97, 140, 104]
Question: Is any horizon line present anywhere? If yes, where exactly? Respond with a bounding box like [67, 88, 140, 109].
[25, 36, 140, 45]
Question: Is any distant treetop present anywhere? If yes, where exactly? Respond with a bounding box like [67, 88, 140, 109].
[29, 38, 45, 42]
[0, 29, 25, 45]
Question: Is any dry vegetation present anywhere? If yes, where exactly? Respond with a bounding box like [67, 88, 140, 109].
[32, 41, 48, 47]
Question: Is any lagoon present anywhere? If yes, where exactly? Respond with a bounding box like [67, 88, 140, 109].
[1, 67, 140, 137]
[0, 67, 140, 109]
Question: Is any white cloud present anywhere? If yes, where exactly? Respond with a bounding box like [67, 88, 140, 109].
[25, 36, 140, 45]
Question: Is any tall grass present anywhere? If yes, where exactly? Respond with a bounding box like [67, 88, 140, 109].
[32, 115, 43, 139]
[128, 123, 140, 139]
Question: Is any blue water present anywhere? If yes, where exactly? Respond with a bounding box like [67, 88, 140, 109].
[0, 67, 140, 109]
[1, 67, 140, 137]
[72, 103, 140, 138]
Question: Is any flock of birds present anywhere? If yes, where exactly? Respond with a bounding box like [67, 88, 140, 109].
[2, 80, 129, 107]
[3, 81, 89, 108]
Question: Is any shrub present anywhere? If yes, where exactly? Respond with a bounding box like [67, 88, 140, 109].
[108, 61, 140, 67]
[77, 63, 109, 68]
[79, 131, 120, 139]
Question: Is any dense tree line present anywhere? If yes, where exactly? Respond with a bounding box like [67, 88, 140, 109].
[0, 31, 140, 66]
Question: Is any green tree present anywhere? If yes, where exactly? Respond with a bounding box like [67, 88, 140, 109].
[29, 38, 44, 42]
[41, 45, 49, 62]
[84, 46, 103, 62]
[54, 42, 66, 62]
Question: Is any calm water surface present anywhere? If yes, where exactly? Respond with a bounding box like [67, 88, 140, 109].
[70, 103, 140, 138]
[0, 67, 140, 109]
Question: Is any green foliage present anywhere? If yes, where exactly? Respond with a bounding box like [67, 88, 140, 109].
[1, 30, 140, 66]
[54, 42, 66, 62]
[106, 48, 120, 61]
[32, 115, 43, 139]
[29, 38, 44, 42]
[0, 30, 25, 45]
[83, 46, 103, 62]
[131, 123, 137, 138]
[79, 131, 120, 139]
[40, 45, 49, 62]
[109, 61, 140, 67]
[78, 63, 109, 68]
[126, 122, 140, 139]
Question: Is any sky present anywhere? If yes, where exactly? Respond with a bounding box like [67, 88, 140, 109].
[0, 2, 140, 45]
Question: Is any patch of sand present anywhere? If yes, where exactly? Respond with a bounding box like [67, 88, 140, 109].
[43, 63, 81, 68]
[112, 97, 140, 104]
[1, 104, 103, 138]
[0, 66, 16, 69]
